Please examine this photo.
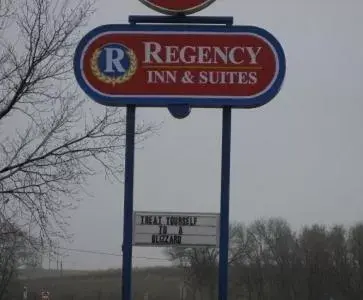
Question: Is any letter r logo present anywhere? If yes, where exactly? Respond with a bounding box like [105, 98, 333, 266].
[90, 43, 137, 85]
[104, 47, 126, 73]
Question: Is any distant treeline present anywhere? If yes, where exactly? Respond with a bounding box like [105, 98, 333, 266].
[167, 217, 363, 300]
[5, 218, 363, 300]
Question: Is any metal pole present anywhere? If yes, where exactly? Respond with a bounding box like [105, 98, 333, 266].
[218, 106, 232, 300]
[122, 105, 136, 300]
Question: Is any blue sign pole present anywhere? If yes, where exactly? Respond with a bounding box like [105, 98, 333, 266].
[122, 105, 136, 300]
[219, 106, 232, 300]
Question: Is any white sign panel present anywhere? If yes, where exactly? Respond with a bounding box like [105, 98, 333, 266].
[133, 211, 219, 247]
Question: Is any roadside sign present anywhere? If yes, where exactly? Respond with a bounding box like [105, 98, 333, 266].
[133, 211, 219, 247]
[73, 24, 286, 109]
[138, 0, 216, 15]
[73, 8, 288, 300]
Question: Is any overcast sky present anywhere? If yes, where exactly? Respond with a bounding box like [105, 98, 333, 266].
[57, 0, 363, 270]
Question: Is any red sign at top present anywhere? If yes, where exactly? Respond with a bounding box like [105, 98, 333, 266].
[139, 0, 216, 15]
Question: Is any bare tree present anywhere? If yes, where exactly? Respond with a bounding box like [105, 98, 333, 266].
[0, 221, 40, 300]
[250, 218, 299, 300]
[229, 222, 256, 300]
[166, 224, 248, 300]
[0, 0, 155, 250]
[347, 223, 363, 299]
[167, 247, 218, 300]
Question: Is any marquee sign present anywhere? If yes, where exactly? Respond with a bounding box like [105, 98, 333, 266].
[133, 211, 219, 247]
[73, 24, 286, 109]
[138, 0, 216, 15]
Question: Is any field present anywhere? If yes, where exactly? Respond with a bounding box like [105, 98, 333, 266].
[10, 267, 184, 300]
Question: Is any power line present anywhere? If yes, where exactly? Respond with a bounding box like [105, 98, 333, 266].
[57, 246, 169, 262]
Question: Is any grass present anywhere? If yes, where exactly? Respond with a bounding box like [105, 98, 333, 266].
[11, 267, 184, 300]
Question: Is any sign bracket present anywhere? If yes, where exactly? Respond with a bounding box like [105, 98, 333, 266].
[128, 15, 234, 25]
[167, 104, 191, 119]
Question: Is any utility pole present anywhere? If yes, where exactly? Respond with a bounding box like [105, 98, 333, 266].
[23, 286, 28, 300]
